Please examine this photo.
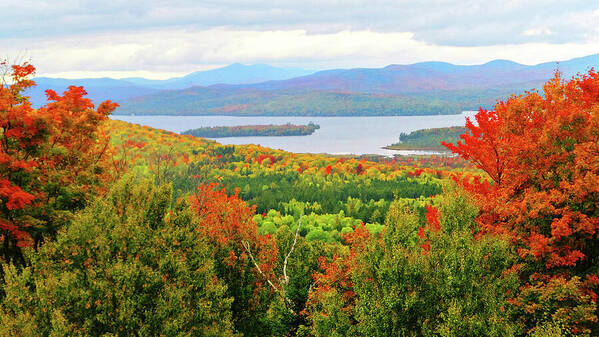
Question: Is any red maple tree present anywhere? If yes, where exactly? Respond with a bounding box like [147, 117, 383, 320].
[0, 62, 118, 263]
[189, 183, 279, 328]
[444, 70, 599, 333]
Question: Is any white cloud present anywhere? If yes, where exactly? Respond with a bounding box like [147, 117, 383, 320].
[523, 28, 553, 37]
[4, 1, 598, 45]
[2, 1, 598, 78]
[4, 27, 596, 78]
[40, 70, 192, 80]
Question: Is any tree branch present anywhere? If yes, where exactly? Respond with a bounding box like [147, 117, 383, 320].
[242, 240, 281, 293]
[283, 218, 301, 284]
[242, 220, 303, 313]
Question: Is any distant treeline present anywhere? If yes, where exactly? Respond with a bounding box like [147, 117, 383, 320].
[182, 122, 320, 137]
[116, 87, 529, 116]
[385, 126, 468, 150]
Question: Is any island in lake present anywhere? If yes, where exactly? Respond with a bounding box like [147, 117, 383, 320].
[182, 122, 320, 137]
[384, 126, 468, 151]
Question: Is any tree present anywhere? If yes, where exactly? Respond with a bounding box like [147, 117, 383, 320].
[0, 175, 235, 336]
[443, 70, 599, 335]
[189, 183, 280, 336]
[0, 62, 118, 264]
[306, 190, 519, 336]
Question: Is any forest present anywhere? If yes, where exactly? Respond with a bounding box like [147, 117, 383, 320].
[182, 123, 320, 137]
[385, 126, 468, 151]
[115, 88, 502, 116]
[0, 62, 597, 337]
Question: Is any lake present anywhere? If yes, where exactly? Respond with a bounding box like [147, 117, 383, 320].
[111, 114, 476, 156]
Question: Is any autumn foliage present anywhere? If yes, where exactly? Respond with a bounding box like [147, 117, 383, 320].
[189, 183, 279, 334]
[0, 62, 118, 262]
[444, 70, 599, 333]
[190, 183, 278, 279]
[2, 59, 598, 335]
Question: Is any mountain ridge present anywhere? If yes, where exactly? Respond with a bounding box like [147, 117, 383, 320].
[114, 53, 598, 116]
[26, 54, 599, 115]
[26, 63, 316, 107]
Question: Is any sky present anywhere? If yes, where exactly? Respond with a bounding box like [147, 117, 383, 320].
[5, 0, 599, 79]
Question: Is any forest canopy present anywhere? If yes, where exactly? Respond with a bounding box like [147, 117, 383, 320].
[182, 123, 320, 137]
[386, 126, 468, 151]
[0, 63, 597, 336]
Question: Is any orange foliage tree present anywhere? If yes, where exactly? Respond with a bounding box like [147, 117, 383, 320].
[189, 183, 279, 335]
[306, 224, 371, 333]
[444, 70, 599, 333]
[0, 62, 118, 264]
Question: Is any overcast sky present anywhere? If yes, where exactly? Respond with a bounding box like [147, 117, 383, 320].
[5, 0, 599, 78]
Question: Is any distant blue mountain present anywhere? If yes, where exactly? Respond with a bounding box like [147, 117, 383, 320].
[25, 64, 315, 107]
[115, 53, 599, 116]
[24, 54, 599, 114]
[123, 63, 315, 89]
[240, 54, 598, 95]
[27, 77, 159, 108]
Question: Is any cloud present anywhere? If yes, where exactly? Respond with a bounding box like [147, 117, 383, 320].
[3, 1, 598, 77]
[4, 1, 598, 45]
[523, 28, 553, 37]
[4, 28, 597, 78]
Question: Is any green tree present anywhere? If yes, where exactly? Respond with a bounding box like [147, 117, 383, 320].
[0, 175, 235, 336]
[308, 187, 520, 336]
[352, 189, 520, 336]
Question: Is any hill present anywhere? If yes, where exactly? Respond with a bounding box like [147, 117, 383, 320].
[114, 80, 541, 116]
[25, 54, 599, 115]
[25, 63, 315, 107]
[114, 54, 599, 115]
[27, 77, 160, 108]
[123, 63, 315, 89]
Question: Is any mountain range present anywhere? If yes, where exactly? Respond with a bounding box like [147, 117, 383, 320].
[26, 64, 315, 108]
[26, 54, 599, 116]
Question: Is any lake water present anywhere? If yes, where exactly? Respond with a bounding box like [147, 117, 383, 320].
[111, 113, 476, 156]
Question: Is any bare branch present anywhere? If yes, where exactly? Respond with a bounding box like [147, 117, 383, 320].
[242, 220, 303, 314]
[242, 240, 281, 293]
[242, 239, 296, 313]
[283, 218, 301, 284]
